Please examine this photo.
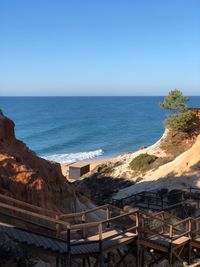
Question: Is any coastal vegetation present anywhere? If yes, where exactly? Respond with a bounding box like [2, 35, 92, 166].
[97, 163, 109, 173]
[159, 89, 200, 157]
[129, 153, 158, 173]
[160, 89, 198, 133]
[81, 90, 200, 200]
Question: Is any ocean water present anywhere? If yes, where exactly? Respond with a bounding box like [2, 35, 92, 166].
[0, 96, 199, 164]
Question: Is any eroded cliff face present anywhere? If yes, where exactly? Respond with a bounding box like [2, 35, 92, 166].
[0, 110, 88, 212]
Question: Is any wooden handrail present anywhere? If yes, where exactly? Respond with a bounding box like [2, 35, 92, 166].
[173, 217, 192, 227]
[0, 193, 58, 216]
[58, 204, 126, 220]
[153, 211, 166, 217]
[143, 228, 171, 239]
[102, 210, 138, 223]
[0, 202, 70, 228]
[192, 216, 200, 222]
[146, 224, 168, 233]
[58, 204, 109, 219]
[70, 210, 138, 230]
[142, 212, 171, 226]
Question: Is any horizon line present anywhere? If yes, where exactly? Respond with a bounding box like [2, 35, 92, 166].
[0, 95, 200, 98]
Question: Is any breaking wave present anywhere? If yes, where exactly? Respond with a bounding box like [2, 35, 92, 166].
[43, 149, 104, 164]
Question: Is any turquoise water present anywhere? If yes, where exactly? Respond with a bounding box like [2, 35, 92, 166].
[0, 97, 199, 163]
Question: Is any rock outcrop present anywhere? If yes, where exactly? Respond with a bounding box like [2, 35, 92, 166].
[0, 111, 90, 212]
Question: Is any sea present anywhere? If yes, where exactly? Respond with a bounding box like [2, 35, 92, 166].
[0, 96, 199, 164]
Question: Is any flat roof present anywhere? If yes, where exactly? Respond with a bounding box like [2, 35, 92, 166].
[69, 162, 90, 168]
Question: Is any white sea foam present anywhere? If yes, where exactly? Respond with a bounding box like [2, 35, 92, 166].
[43, 149, 104, 164]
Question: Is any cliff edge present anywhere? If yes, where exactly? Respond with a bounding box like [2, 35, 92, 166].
[0, 110, 90, 212]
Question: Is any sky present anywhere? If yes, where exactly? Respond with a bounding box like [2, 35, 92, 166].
[0, 0, 200, 96]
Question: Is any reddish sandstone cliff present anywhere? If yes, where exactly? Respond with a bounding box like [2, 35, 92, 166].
[0, 110, 85, 212]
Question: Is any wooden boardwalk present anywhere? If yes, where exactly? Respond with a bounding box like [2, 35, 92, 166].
[112, 187, 200, 211]
[0, 193, 138, 267]
[112, 190, 187, 211]
[1, 193, 200, 266]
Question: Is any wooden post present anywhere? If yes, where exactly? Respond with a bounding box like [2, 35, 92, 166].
[169, 225, 173, 266]
[181, 191, 184, 201]
[98, 223, 104, 267]
[136, 235, 140, 267]
[161, 213, 164, 234]
[81, 212, 86, 238]
[188, 240, 192, 266]
[169, 225, 173, 239]
[106, 206, 110, 228]
[188, 219, 192, 234]
[168, 243, 173, 266]
[67, 228, 71, 267]
[141, 246, 144, 267]
[136, 211, 139, 235]
[56, 215, 60, 238]
[141, 216, 144, 238]
[188, 219, 192, 266]
[196, 219, 200, 233]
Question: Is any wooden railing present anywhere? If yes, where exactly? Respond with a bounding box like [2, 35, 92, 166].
[140, 212, 191, 243]
[0, 193, 58, 216]
[0, 193, 139, 265]
[113, 189, 187, 210]
[3, 191, 200, 262]
[0, 192, 138, 244]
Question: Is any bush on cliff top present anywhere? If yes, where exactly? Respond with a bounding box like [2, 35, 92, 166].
[160, 89, 198, 133]
[166, 110, 198, 133]
[129, 153, 158, 172]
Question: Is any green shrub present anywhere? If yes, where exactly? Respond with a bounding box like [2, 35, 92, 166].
[129, 153, 158, 173]
[166, 110, 198, 133]
[97, 164, 108, 173]
[160, 130, 190, 157]
[135, 177, 143, 183]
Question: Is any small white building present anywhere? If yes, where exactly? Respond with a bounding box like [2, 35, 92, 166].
[69, 162, 90, 179]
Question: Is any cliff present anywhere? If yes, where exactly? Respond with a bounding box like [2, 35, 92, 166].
[0, 110, 90, 212]
[114, 133, 200, 199]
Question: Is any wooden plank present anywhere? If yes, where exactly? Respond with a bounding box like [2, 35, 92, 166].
[86, 230, 136, 242]
[172, 231, 190, 241]
[172, 236, 189, 245]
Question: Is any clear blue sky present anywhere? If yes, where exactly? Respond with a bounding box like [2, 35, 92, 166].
[0, 0, 199, 96]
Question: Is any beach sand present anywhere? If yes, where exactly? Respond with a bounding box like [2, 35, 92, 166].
[61, 157, 114, 180]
